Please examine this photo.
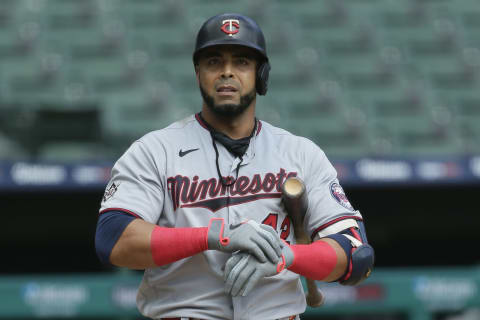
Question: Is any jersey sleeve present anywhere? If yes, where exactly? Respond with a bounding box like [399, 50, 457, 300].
[99, 139, 165, 224]
[301, 140, 362, 240]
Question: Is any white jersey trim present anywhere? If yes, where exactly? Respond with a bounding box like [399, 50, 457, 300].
[312, 218, 360, 240]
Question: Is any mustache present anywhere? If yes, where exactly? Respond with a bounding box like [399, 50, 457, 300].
[215, 80, 240, 89]
[199, 84, 256, 118]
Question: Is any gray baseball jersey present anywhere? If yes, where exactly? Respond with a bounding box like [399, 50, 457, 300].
[100, 113, 363, 320]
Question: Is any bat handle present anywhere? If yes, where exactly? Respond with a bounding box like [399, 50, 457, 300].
[305, 278, 325, 307]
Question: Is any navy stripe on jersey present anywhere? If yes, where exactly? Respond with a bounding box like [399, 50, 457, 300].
[181, 193, 282, 212]
[99, 207, 142, 219]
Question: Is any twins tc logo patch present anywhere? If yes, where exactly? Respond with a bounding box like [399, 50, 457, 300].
[103, 182, 119, 202]
[221, 19, 240, 36]
[330, 182, 354, 211]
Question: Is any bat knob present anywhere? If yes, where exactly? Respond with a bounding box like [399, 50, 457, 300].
[306, 291, 325, 307]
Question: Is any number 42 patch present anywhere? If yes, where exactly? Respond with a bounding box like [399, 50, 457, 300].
[262, 213, 291, 242]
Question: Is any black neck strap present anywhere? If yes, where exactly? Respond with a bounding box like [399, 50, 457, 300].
[198, 113, 257, 158]
[199, 113, 256, 187]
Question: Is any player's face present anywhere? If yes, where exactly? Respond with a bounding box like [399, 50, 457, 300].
[196, 45, 257, 117]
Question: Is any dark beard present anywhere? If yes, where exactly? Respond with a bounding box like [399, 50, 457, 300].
[200, 84, 256, 118]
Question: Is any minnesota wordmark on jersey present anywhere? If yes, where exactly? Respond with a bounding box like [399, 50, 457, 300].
[167, 168, 298, 212]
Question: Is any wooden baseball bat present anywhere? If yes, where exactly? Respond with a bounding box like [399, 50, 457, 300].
[281, 176, 325, 308]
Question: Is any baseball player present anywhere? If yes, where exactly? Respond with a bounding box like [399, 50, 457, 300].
[95, 13, 374, 320]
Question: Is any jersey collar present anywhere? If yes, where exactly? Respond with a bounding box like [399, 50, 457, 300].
[195, 112, 262, 137]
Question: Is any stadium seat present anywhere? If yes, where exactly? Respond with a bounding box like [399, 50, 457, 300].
[455, 116, 480, 154]
[337, 60, 400, 94]
[268, 58, 313, 89]
[44, 0, 98, 30]
[118, 0, 174, 19]
[75, 55, 145, 94]
[0, 28, 23, 58]
[125, 12, 187, 47]
[360, 86, 428, 118]
[158, 56, 197, 91]
[373, 0, 429, 29]
[0, 0, 20, 29]
[4, 52, 66, 105]
[154, 30, 192, 59]
[255, 98, 284, 128]
[43, 14, 126, 61]
[37, 142, 116, 162]
[341, 0, 382, 21]
[408, 30, 459, 60]
[365, 122, 396, 156]
[426, 62, 477, 90]
[296, 117, 370, 158]
[434, 89, 480, 113]
[101, 93, 175, 143]
[0, 107, 35, 148]
[455, 0, 480, 29]
[182, 1, 256, 25]
[291, 0, 349, 29]
[0, 18, 40, 60]
[0, 132, 29, 160]
[389, 114, 461, 156]
[0, 52, 38, 81]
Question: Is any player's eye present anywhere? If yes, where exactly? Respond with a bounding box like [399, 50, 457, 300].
[207, 57, 220, 65]
[236, 58, 249, 66]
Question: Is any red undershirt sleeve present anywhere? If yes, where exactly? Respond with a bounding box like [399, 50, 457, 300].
[150, 226, 209, 266]
[287, 241, 338, 280]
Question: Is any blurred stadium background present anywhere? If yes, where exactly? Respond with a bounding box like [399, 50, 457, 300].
[1, 0, 479, 319]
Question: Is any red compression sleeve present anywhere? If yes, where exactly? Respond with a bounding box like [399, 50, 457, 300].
[288, 241, 338, 280]
[150, 226, 208, 266]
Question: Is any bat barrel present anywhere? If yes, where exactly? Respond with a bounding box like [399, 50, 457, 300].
[281, 177, 308, 219]
[281, 176, 325, 307]
[281, 177, 309, 244]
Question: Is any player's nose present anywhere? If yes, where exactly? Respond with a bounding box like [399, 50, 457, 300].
[220, 61, 234, 78]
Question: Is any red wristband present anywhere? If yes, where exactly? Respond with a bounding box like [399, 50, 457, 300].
[150, 226, 208, 266]
[288, 241, 338, 280]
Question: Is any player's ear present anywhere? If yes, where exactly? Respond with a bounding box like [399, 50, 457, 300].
[194, 65, 200, 84]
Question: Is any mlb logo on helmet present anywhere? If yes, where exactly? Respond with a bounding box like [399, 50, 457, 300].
[221, 19, 240, 36]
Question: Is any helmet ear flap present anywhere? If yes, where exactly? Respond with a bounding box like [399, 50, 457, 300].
[256, 61, 270, 95]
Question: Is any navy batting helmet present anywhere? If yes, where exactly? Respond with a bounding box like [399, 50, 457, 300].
[193, 13, 271, 95]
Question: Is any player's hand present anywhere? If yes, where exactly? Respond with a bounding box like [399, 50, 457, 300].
[207, 218, 282, 263]
[223, 246, 293, 297]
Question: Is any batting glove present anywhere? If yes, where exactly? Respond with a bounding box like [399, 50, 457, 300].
[223, 244, 294, 297]
[207, 218, 282, 264]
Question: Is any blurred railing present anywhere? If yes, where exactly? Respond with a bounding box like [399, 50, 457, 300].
[1, 156, 480, 192]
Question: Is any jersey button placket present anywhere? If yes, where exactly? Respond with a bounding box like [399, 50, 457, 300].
[230, 157, 243, 223]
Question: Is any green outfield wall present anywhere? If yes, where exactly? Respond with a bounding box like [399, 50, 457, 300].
[0, 267, 479, 320]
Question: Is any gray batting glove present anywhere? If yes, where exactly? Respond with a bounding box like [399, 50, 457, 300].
[207, 218, 282, 263]
[223, 244, 295, 297]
